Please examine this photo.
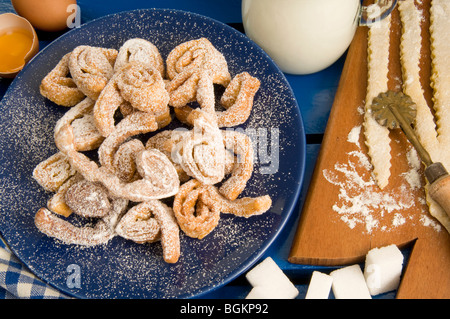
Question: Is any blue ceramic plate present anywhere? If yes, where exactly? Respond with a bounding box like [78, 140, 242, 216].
[0, 9, 305, 298]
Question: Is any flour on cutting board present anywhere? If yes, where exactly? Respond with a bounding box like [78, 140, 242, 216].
[322, 125, 442, 233]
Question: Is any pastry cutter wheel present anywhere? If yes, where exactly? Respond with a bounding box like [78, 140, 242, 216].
[371, 90, 450, 219]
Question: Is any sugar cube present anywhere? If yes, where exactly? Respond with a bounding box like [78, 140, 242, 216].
[245, 257, 299, 299]
[364, 244, 404, 296]
[305, 271, 333, 299]
[330, 264, 372, 299]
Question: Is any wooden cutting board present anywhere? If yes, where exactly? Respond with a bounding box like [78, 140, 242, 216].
[288, 0, 450, 299]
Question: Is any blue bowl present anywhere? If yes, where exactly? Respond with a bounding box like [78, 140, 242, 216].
[0, 8, 306, 299]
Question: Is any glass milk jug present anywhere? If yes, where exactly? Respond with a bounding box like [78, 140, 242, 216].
[242, 0, 397, 74]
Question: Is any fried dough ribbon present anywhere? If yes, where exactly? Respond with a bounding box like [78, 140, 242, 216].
[116, 200, 180, 263]
[172, 110, 225, 185]
[165, 38, 231, 113]
[40, 53, 86, 107]
[54, 97, 104, 151]
[145, 125, 254, 199]
[173, 179, 272, 239]
[54, 114, 180, 202]
[114, 38, 165, 76]
[174, 72, 261, 128]
[69, 45, 118, 100]
[172, 179, 220, 239]
[94, 61, 170, 137]
[220, 130, 254, 200]
[35, 198, 129, 246]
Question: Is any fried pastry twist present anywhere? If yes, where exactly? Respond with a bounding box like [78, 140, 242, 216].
[114, 38, 165, 76]
[55, 120, 180, 202]
[217, 71, 260, 127]
[54, 97, 104, 151]
[174, 71, 260, 128]
[172, 109, 225, 185]
[220, 130, 254, 200]
[173, 178, 272, 239]
[172, 179, 221, 239]
[115, 201, 161, 244]
[165, 38, 231, 113]
[32, 152, 76, 192]
[35, 207, 114, 246]
[94, 61, 169, 137]
[35, 198, 128, 246]
[69, 45, 118, 100]
[40, 53, 86, 107]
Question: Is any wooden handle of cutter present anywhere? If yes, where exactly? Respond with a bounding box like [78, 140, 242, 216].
[429, 174, 450, 219]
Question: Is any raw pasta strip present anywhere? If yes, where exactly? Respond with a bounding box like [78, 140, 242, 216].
[364, 15, 392, 189]
[430, 0, 450, 164]
[399, 0, 450, 233]
[398, 0, 439, 159]
[427, 0, 450, 233]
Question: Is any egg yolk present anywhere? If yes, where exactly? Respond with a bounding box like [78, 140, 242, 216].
[0, 28, 33, 72]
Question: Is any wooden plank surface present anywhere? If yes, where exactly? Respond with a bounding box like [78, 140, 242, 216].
[289, 0, 450, 299]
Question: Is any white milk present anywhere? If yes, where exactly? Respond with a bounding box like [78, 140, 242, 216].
[242, 0, 361, 74]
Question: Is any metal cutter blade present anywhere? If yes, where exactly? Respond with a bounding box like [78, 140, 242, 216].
[370, 90, 417, 129]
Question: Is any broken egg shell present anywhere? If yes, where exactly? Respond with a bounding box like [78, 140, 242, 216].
[0, 13, 39, 78]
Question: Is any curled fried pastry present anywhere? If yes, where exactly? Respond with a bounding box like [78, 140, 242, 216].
[101, 147, 180, 201]
[32, 152, 76, 192]
[55, 121, 180, 202]
[113, 139, 145, 182]
[35, 207, 114, 246]
[40, 53, 85, 107]
[54, 123, 103, 183]
[115, 202, 161, 244]
[69, 45, 118, 100]
[92, 78, 123, 137]
[173, 110, 225, 184]
[114, 149, 179, 201]
[217, 72, 260, 127]
[65, 180, 111, 218]
[54, 97, 104, 151]
[115, 38, 165, 76]
[173, 178, 272, 238]
[47, 173, 83, 217]
[165, 38, 231, 113]
[173, 179, 220, 239]
[174, 72, 261, 128]
[98, 110, 158, 173]
[145, 130, 191, 182]
[203, 186, 272, 218]
[220, 130, 254, 200]
[117, 200, 180, 263]
[146, 129, 238, 183]
[93, 61, 169, 137]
